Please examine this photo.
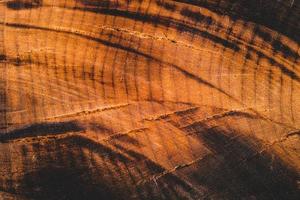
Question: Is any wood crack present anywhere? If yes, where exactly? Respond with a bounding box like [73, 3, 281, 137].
[45, 103, 130, 120]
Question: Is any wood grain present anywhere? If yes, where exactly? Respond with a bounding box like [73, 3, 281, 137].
[0, 0, 299, 199]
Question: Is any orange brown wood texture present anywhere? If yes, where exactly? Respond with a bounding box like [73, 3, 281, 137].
[0, 0, 300, 199]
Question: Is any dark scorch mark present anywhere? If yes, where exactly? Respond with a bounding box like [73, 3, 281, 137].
[178, 122, 299, 199]
[6, 0, 42, 10]
[0, 121, 84, 142]
[156, 0, 177, 11]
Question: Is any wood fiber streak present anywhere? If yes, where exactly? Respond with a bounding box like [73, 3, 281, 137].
[0, 0, 299, 199]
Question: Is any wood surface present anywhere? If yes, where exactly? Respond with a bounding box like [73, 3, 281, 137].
[0, 0, 299, 199]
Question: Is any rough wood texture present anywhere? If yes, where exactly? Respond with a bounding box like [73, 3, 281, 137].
[0, 0, 299, 199]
